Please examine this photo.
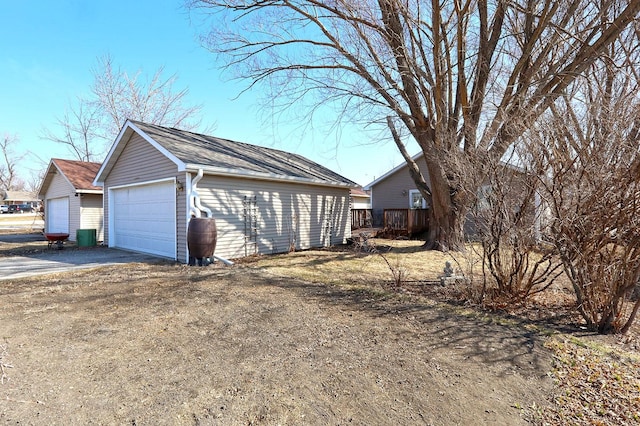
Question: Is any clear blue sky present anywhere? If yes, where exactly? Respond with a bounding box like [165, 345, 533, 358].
[0, 0, 409, 188]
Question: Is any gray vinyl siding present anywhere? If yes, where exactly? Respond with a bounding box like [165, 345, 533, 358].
[80, 194, 104, 241]
[369, 156, 432, 226]
[176, 172, 189, 262]
[103, 133, 180, 247]
[192, 174, 351, 261]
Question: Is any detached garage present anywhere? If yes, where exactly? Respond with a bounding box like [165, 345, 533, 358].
[38, 159, 104, 242]
[93, 120, 357, 262]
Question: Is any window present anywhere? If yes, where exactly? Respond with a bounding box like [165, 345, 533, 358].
[409, 189, 427, 209]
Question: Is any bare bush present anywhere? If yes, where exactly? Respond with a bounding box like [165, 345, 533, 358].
[468, 157, 562, 305]
[530, 36, 640, 333]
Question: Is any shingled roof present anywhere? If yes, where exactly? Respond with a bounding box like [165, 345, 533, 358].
[39, 159, 103, 197]
[95, 120, 357, 188]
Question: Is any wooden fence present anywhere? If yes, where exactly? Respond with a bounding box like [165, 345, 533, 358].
[383, 208, 429, 236]
[351, 209, 373, 229]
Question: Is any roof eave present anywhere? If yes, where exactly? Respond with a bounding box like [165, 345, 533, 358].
[38, 159, 76, 198]
[184, 164, 357, 189]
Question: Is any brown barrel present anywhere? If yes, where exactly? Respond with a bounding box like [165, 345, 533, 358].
[187, 217, 217, 259]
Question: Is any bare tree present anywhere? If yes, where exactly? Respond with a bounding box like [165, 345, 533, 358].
[91, 54, 205, 138]
[42, 54, 207, 162]
[188, 0, 640, 251]
[41, 98, 103, 162]
[0, 134, 26, 191]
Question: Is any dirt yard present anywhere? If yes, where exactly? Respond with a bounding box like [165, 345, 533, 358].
[0, 261, 554, 425]
[1, 237, 639, 425]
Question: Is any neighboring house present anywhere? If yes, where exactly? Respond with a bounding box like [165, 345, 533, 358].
[350, 187, 371, 209]
[364, 153, 430, 228]
[365, 153, 537, 238]
[93, 120, 357, 262]
[350, 187, 372, 229]
[38, 159, 104, 242]
[1, 190, 39, 206]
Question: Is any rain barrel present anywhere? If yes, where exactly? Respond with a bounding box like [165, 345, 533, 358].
[187, 217, 217, 264]
[76, 229, 97, 247]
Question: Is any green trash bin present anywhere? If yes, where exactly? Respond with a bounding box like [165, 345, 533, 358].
[76, 229, 97, 247]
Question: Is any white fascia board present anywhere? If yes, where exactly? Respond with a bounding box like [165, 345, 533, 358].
[36, 159, 57, 199]
[93, 122, 133, 185]
[184, 164, 357, 190]
[93, 120, 187, 185]
[127, 121, 186, 171]
[360, 151, 525, 191]
[363, 152, 423, 190]
[75, 189, 103, 195]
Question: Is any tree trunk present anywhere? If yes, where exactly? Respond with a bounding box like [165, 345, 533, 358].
[421, 152, 467, 251]
[424, 202, 466, 251]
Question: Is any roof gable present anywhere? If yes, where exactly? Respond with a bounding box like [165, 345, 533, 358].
[364, 153, 423, 189]
[95, 120, 357, 188]
[39, 159, 103, 197]
[363, 152, 527, 190]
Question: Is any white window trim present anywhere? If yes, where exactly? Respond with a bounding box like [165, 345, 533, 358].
[408, 189, 427, 209]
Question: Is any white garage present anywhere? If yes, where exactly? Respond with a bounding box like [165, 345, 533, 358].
[109, 180, 176, 258]
[94, 120, 356, 264]
[46, 197, 69, 234]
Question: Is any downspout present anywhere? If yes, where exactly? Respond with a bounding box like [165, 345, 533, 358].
[188, 168, 234, 266]
[189, 169, 212, 218]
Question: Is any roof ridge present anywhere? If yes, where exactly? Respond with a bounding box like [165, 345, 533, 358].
[131, 120, 311, 161]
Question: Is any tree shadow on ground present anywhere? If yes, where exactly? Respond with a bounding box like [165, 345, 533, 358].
[245, 270, 562, 379]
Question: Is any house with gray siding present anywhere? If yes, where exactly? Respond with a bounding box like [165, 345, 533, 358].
[364, 153, 430, 227]
[365, 153, 538, 238]
[38, 159, 104, 242]
[93, 120, 357, 262]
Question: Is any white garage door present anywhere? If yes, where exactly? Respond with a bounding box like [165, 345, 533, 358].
[47, 197, 69, 234]
[111, 181, 176, 258]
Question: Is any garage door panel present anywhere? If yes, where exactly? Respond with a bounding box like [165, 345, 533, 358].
[111, 181, 176, 258]
[47, 197, 69, 234]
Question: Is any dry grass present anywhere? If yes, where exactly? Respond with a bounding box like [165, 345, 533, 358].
[244, 239, 476, 286]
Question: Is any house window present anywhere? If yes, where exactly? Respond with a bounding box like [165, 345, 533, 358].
[409, 189, 427, 209]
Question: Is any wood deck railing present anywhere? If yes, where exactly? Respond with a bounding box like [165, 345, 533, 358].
[383, 208, 429, 236]
[351, 209, 373, 229]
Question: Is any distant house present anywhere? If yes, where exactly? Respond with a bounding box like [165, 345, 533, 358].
[365, 153, 537, 238]
[364, 153, 430, 233]
[350, 187, 371, 209]
[38, 159, 103, 242]
[1, 190, 39, 206]
[93, 120, 357, 262]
